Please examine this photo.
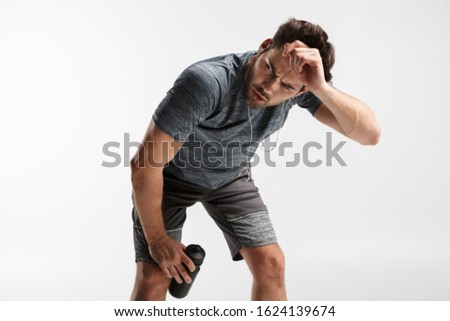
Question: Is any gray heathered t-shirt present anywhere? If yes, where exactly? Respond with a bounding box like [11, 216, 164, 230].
[153, 51, 322, 189]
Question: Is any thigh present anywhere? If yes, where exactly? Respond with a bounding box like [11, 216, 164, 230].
[160, 172, 213, 224]
[202, 169, 278, 261]
[132, 206, 185, 264]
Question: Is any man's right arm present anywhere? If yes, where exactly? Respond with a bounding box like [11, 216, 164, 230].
[130, 119, 195, 284]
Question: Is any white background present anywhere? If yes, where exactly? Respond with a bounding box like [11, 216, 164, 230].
[1, 0, 449, 300]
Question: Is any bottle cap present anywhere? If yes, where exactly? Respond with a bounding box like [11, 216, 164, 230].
[185, 244, 205, 265]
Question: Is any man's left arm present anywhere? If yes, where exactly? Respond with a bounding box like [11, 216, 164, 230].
[284, 41, 381, 145]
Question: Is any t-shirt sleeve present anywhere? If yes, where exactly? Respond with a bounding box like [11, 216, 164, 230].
[295, 90, 323, 116]
[152, 65, 219, 141]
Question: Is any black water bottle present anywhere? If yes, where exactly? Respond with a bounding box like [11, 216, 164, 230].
[169, 244, 205, 299]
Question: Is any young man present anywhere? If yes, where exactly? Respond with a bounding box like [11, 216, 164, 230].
[130, 18, 380, 300]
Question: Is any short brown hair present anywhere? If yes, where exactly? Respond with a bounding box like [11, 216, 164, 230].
[271, 18, 335, 82]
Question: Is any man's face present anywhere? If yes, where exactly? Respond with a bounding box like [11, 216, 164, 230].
[244, 43, 306, 109]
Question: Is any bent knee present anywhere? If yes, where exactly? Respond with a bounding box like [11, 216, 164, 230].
[135, 262, 170, 289]
[258, 252, 285, 279]
[242, 246, 286, 280]
[131, 262, 171, 300]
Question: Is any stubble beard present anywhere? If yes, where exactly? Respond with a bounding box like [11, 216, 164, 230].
[244, 91, 262, 109]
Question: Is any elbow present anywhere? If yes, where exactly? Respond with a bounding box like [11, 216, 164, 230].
[361, 124, 381, 146]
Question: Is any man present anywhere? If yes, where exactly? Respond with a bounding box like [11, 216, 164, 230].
[130, 18, 380, 301]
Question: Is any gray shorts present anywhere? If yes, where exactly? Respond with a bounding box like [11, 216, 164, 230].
[132, 168, 277, 263]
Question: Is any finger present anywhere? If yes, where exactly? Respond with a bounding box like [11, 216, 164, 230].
[161, 265, 173, 279]
[169, 265, 183, 284]
[288, 49, 313, 72]
[295, 52, 321, 74]
[293, 55, 302, 72]
[298, 56, 307, 73]
[283, 41, 309, 56]
[288, 50, 300, 72]
[181, 254, 196, 273]
[297, 49, 321, 63]
[290, 53, 306, 74]
[175, 264, 192, 284]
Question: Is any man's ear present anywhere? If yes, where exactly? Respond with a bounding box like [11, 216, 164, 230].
[257, 38, 272, 53]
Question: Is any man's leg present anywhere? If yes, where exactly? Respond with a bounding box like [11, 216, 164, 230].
[130, 261, 171, 301]
[130, 172, 208, 300]
[201, 168, 283, 300]
[240, 244, 287, 301]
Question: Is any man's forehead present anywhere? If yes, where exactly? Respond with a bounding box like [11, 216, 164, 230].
[265, 48, 303, 85]
[266, 48, 289, 68]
